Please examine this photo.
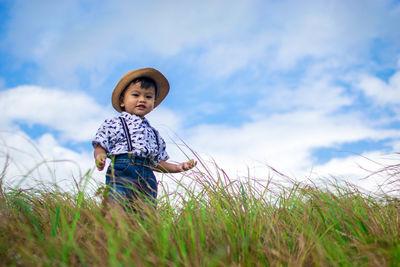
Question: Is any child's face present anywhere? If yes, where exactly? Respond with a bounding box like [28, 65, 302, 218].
[120, 81, 155, 118]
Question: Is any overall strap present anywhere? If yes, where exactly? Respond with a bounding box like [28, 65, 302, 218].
[152, 128, 160, 151]
[119, 117, 133, 152]
[120, 116, 160, 152]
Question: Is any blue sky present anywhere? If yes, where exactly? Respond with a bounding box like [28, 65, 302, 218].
[1, 0, 400, 192]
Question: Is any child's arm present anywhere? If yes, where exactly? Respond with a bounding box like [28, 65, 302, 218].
[154, 159, 197, 173]
[94, 145, 107, 171]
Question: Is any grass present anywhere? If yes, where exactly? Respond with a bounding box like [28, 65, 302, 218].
[0, 155, 399, 266]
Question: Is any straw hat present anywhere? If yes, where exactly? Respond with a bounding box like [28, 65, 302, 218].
[112, 68, 170, 112]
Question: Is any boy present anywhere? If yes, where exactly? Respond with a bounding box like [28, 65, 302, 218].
[93, 68, 196, 209]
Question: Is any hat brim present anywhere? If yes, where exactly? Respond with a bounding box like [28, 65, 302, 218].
[112, 68, 170, 113]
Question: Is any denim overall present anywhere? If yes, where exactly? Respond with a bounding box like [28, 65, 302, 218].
[105, 117, 158, 209]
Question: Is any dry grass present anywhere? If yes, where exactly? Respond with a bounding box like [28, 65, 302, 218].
[0, 155, 399, 266]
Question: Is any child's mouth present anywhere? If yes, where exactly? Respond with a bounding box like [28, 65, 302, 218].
[137, 105, 146, 110]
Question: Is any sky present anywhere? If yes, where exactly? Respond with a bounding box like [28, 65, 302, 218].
[0, 0, 399, 194]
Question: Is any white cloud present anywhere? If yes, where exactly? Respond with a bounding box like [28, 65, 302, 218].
[196, 35, 271, 78]
[357, 69, 400, 105]
[0, 131, 102, 193]
[0, 85, 108, 192]
[255, 75, 352, 115]
[186, 109, 400, 183]
[193, 0, 400, 77]
[271, 0, 387, 69]
[5, 0, 400, 85]
[0, 85, 113, 142]
[310, 151, 400, 195]
[147, 106, 183, 136]
[4, 0, 256, 87]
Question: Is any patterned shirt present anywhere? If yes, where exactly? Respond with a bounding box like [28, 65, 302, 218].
[92, 112, 169, 165]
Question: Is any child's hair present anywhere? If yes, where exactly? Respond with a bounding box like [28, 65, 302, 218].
[119, 77, 159, 111]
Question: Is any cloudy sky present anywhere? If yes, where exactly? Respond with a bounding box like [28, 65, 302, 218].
[1, 0, 399, 193]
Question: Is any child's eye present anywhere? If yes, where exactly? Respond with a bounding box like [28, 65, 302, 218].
[132, 94, 139, 97]
[146, 95, 153, 99]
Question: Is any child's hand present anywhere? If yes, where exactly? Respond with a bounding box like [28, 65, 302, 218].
[178, 159, 197, 172]
[95, 154, 107, 171]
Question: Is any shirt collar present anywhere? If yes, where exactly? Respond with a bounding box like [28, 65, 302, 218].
[120, 111, 149, 124]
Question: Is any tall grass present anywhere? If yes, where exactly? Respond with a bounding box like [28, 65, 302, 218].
[0, 155, 399, 266]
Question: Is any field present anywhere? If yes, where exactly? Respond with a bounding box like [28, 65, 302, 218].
[0, 157, 399, 266]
